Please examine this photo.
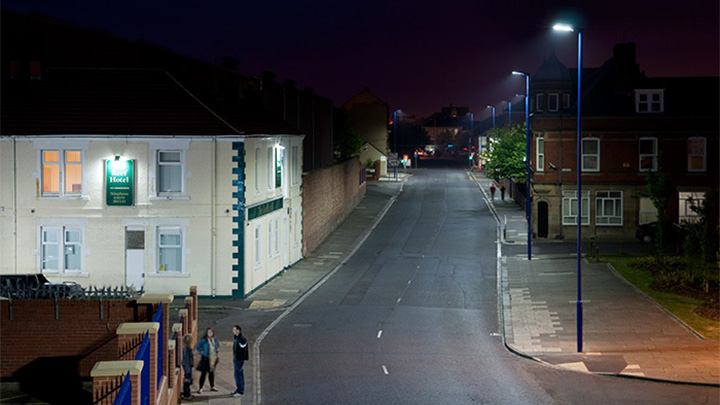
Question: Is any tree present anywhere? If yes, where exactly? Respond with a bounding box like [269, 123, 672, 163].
[482, 125, 526, 181]
[682, 190, 719, 292]
[389, 121, 430, 155]
[333, 109, 363, 161]
[642, 160, 671, 257]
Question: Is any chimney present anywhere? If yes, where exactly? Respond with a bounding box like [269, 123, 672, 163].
[613, 43, 637, 92]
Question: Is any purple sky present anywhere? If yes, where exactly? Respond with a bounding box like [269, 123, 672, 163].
[4, 1, 719, 119]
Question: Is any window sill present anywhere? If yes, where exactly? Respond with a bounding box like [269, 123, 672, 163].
[40, 195, 90, 201]
[148, 272, 189, 277]
[42, 271, 90, 278]
[150, 195, 190, 201]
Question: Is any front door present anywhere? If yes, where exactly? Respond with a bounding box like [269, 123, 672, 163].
[538, 201, 549, 238]
[125, 227, 145, 290]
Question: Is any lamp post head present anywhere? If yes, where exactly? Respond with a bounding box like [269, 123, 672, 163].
[486, 105, 493, 109]
[512, 71, 527, 77]
[553, 23, 574, 32]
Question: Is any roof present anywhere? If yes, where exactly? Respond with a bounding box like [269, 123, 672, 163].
[343, 87, 389, 109]
[1, 68, 242, 135]
[533, 51, 572, 82]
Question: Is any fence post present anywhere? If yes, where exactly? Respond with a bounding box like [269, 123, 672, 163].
[91, 360, 143, 405]
[137, 294, 173, 395]
[116, 323, 159, 404]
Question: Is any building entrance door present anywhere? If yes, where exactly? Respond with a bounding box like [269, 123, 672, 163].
[538, 201, 549, 238]
[125, 227, 145, 290]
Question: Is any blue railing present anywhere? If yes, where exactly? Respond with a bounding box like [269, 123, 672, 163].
[113, 372, 132, 405]
[152, 306, 164, 387]
[135, 331, 150, 405]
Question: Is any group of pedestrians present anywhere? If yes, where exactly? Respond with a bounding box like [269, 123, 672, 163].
[489, 183, 506, 200]
[181, 325, 250, 400]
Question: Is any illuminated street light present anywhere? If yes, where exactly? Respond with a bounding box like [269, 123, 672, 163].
[554, 21, 583, 353]
[486, 105, 496, 129]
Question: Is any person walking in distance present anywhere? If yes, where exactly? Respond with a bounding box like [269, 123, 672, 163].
[232, 325, 249, 397]
[195, 327, 220, 393]
[500, 185, 506, 201]
[489, 184, 496, 200]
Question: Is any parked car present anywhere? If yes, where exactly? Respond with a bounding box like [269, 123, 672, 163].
[0, 274, 84, 299]
[635, 222, 686, 244]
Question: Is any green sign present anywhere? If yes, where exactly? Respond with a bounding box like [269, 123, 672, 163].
[106, 159, 134, 206]
[248, 198, 283, 220]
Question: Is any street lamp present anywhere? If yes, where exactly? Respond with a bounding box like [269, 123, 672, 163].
[486, 105, 496, 129]
[554, 22, 583, 353]
[512, 71, 532, 262]
[393, 109, 401, 179]
[501, 100, 512, 128]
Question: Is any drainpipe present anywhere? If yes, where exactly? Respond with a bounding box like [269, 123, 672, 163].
[211, 137, 217, 297]
[13, 136, 18, 274]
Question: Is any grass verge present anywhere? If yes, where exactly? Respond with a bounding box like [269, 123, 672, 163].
[598, 255, 719, 340]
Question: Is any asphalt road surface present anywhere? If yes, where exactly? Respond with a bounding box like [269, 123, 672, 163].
[259, 164, 719, 405]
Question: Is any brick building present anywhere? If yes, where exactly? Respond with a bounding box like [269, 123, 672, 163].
[529, 43, 718, 241]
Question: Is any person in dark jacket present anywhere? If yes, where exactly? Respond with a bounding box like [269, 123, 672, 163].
[231, 325, 249, 397]
[181, 334, 194, 400]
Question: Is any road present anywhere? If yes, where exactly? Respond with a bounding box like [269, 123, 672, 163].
[258, 163, 718, 404]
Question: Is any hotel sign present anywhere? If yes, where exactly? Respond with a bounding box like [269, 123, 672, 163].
[106, 159, 134, 206]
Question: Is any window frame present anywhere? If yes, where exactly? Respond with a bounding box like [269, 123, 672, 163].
[535, 93, 544, 112]
[39, 224, 85, 275]
[548, 93, 559, 112]
[536, 137, 544, 172]
[562, 93, 570, 109]
[267, 147, 274, 191]
[687, 137, 706, 172]
[40, 149, 84, 197]
[595, 191, 623, 226]
[635, 89, 664, 113]
[678, 191, 705, 223]
[581, 138, 600, 172]
[157, 227, 184, 274]
[562, 191, 590, 226]
[292, 145, 300, 186]
[156, 150, 185, 195]
[254, 224, 262, 269]
[638, 137, 658, 172]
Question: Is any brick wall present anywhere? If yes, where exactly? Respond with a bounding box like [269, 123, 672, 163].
[0, 300, 151, 378]
[302, 157, 366, 255]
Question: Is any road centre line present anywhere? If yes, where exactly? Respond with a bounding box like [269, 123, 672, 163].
[382, 365, 389, 375]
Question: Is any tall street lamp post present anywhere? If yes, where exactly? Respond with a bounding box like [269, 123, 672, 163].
[486, 105, 496, 129]
[512, 71, 532, 261]
[554, 22, 583, 353]
[501, 100, 512, 128]
[393, 109, 401, 179]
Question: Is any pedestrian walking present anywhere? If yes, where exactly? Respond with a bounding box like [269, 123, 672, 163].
[489, 184, 496, 199]
[195, 327, 220, 393]
[181, 334, 194, 400]
[500, 185, 506, 201]
[232, 325, 249, 397]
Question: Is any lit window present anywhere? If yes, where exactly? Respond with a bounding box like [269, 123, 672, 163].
[536, 138, 544, 172]
[42, 150, 83, 196]
[638, 138, 657, 172]
[581, 138, 600, 172]
[638, 198, 657, 225]
[595, 191, 623, 226]
[562, 191, 590, 225]
[635, 90, 664, 113]
[687, 137, 706, 172]
[158, 150, 183, 194]
[41, 226, 83, 273]
[158, 228, 183, 272]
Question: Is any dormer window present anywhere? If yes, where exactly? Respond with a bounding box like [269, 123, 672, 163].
[635, 89, 664, 113]
[548, 93, 559, 112]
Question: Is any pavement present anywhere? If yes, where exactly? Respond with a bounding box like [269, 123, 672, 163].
[182, 169, 719, 403]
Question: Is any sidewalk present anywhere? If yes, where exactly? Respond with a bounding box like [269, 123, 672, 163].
[472, 172, 720, 386]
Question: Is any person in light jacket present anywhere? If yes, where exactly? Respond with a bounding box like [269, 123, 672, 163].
[195, 327, 220, 393]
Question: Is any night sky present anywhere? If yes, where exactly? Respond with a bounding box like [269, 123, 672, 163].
[4, 1, 719, 119]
